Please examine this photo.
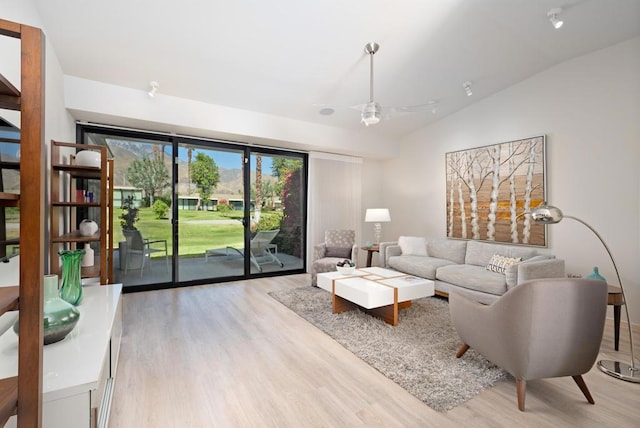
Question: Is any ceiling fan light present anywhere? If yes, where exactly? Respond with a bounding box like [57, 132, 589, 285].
[361, 102, 381, 126]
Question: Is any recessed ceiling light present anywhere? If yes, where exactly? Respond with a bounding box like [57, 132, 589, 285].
[319, 107, 335, 116]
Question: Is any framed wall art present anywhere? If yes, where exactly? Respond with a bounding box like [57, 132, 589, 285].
[445, 135, 547, 247]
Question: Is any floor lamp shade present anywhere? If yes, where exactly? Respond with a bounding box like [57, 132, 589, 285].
[365, 208, 391, 244]
[530, 203, 638, 383]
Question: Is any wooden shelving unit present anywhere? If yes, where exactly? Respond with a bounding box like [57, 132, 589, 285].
[0, 18, 45, 428]
[49, 140, 113, 285]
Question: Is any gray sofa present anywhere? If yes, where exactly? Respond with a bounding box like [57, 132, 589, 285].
[379, 237, 565, 304]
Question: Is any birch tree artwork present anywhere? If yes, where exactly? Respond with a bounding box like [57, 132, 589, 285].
[445, 136, 546, 246]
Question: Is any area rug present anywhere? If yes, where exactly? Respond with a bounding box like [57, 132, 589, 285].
[269, 286, 508, 412]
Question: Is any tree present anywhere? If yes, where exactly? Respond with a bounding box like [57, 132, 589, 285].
[126, 157, 170, 206]
[187, 147, 193, 192]
[191, 152, 220, 210]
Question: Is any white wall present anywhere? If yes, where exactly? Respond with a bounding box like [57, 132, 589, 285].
[0, 1, 75, 284]
[383, 37, 640, 324]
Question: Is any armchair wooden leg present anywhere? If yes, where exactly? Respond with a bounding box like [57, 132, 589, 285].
[572, 375, 595, 404]
[456, 343, 470, 358]
[516, 379, 526, 411]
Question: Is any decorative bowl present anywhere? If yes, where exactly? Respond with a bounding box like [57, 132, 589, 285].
[75, 150, 101, 168]
[336, 265, 356, 274]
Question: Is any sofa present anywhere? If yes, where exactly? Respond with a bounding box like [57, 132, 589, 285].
[379, 237, 565, 304]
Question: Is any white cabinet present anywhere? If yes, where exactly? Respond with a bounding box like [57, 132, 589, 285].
[0, 284, 122, 428]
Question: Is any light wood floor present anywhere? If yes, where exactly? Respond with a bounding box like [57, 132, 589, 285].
[109, 274, 640, 428]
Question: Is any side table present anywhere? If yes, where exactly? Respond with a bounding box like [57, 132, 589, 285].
[361, 245, 379, 267]
[608, 285, 624, 351]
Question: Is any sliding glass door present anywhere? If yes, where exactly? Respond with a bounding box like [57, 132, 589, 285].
[80, 125, 306, 290]
[175, 141, 246, 281]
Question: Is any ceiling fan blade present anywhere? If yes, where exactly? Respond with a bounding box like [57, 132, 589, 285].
[390, 101, 439, 114]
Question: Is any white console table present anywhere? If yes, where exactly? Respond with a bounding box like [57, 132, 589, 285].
[0, 283, 123, 428]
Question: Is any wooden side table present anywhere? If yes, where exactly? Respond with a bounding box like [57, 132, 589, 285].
[607, 285, 624, 351]
[361, 245, 379, 267]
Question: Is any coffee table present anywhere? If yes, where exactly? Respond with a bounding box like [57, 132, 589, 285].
[317, 267, 435, 326]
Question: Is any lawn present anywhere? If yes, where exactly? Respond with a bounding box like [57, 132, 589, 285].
[113, 208, 281, 257]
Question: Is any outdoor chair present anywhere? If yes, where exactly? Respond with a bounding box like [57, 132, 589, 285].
[311, 229, 357, 286]
[227, 229, 284, 272]
[450, 277, 608, 411]
[123, 230, 169, 278]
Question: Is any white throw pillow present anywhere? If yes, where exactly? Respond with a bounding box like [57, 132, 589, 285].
[398, 236, 427, 256]
[486, 254, 522, 275]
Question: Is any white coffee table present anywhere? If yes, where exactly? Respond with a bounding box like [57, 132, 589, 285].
[317, 267, 435, 326]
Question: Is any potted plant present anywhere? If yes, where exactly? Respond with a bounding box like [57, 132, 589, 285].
[118, 196, 140, 270]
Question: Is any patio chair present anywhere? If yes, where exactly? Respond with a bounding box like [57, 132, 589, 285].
[226, 229, 284, 272]
[123, 230, 169, 277]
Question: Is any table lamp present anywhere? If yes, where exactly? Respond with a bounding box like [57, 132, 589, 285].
[530, 203, 638, 383]
[365, 208, 391, 245]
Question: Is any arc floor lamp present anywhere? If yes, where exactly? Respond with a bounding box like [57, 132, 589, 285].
[530, 203, 638, 383]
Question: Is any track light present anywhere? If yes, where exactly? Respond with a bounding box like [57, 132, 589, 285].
[148, 81, 159, 98]
[548, 8, 563, 29]
[463, 81, 473, 97]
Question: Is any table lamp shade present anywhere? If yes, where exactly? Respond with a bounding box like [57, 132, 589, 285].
[365, 208, 391, 223]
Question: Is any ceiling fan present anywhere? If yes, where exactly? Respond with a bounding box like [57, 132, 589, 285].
[352, 42, 438, 126]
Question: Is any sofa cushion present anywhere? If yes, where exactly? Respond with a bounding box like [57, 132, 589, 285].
[388, 255, 456, 281]
[486, 254, 522, 274]
[325, 247, 352, 258]
[465, 240, 537, 267]
[427, 239, 467, 264]
[436, 264, 507, 296]
[398, 236, 427, 256]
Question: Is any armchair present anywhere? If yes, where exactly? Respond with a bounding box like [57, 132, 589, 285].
[311, 230, 357, 286]
[450, 278, 608, 411]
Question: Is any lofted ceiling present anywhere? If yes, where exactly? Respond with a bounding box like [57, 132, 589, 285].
[33, 0, 640, 140]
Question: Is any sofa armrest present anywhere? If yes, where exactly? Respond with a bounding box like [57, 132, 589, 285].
[513, 258, 565, 288]
[378, 241, 398, 268]
[313, 243, 327, 261]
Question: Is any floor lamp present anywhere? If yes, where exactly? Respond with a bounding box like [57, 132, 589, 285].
[530, 203, 639, 383]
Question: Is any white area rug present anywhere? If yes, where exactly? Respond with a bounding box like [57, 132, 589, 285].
[269, 286, 508, 412]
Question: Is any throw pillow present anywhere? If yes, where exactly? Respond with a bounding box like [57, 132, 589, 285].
[398, 236, 427, 256]
[325, 246, 352, 258]
[486, 254, 522, 275]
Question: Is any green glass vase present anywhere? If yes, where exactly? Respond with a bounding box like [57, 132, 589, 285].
[59, 249, 85, 306]
[14, 274, 80, 345]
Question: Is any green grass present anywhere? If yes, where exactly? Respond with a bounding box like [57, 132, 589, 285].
[113, 208, 280, 257]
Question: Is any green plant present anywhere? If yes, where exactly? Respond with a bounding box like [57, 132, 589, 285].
[152, 200, 169, 219]
[216, 202, 233, 214]
[119, 195, 139, 231]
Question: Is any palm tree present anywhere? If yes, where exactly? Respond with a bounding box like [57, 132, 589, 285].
[255, 155, 262, 222]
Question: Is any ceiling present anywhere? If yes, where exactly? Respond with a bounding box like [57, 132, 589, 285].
[33, 0, 640, 140]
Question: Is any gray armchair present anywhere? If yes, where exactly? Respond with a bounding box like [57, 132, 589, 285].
[450, 278, 608, 411]
[311, 230, 357, 286]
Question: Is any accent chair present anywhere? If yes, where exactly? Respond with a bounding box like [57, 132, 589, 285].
[311, 229, 358, 286]
[450, 277, 608, 411]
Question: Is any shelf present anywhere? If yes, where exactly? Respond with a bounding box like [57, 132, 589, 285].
[51, 231, 100, 243]
[50, 140, 113, 285]
[0, 192, 19, 208]
[51, 201, 101, 208]
[0, 161, 19, 170]
[52, 163, 102, 179]
[0, 377, 18, 426]
[0, 73, 20, 111]
[0, 286, 19, 314]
